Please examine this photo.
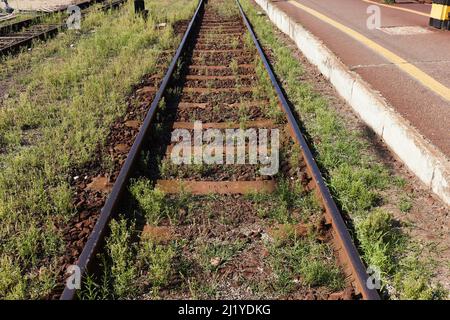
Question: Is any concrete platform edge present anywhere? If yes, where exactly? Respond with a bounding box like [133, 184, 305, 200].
[254, 0, 450, 205]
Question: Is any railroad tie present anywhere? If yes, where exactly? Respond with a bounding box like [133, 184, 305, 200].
[170, 120, 276, 130]
[155, 180, 276, 195]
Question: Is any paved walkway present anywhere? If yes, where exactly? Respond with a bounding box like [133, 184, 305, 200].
[273, 0, 450, 157]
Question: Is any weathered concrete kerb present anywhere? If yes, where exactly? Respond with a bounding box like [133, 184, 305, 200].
[253, 0, 450, 205]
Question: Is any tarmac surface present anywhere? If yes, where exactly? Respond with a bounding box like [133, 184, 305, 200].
[274, 0, 450, 157]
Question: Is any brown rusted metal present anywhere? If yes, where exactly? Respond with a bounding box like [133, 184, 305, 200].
[183, 86, 254, 93]
[236, 0, 380, 300]
[189, 63, 253, 71]
[59, 0, 380, 301]
[169, 100, 265, 109]
[171, 119, 276, 129]
[156, 180, 276, 194]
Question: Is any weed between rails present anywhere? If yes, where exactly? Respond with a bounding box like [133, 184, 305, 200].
[240, 0, 447, 299]
[79, 1, 347, 300]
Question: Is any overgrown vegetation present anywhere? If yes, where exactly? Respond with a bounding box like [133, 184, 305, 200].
[268, 236, 346, 293]
[80, 217, 177, 299]
[79, 0, 354, 299]
[214, 0, 239, 18]
[247, 179, 320, 224]
[197, 240, 247, 273]
[0, 0, 198, 299]
[240, 0, 447, 300]
[129, 178, 192, 224]
[5, 0, 441, 301]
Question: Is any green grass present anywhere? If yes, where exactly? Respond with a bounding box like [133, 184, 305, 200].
[398, 195, 413, 213]
[394, 259, 447, 300]
[0, 0, 198, 300]
[212, 0, 240, 18]
[130, 179, 166, 224]
[240, 0, 447, 299]
[254, 59, 285, 123]
[79, 218, 139, 300]
[247, 178, 320, 223]
[268, 236, 346, 294]
[182, 276, 219, 299]
[197, 240, 247, 273]
[129, 178, 193, 224]
[137, 238, 176, 292]
[105, 218, 137, 298]
[355, 209, 404, 278]
[80, 217, 178, 300]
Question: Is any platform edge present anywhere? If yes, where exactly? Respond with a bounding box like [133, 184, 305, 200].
[253, 0, 450, 206]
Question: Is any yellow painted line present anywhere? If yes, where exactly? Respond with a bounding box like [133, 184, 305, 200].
[362, 0, 430, 17]
[288, 0, 450, 102]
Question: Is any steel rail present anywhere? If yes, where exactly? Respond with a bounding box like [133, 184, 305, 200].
[0, 15, 41, 36]
[0, 0, 127, 56]
[235, 0, 380, 300]
[0, 0, 96, 36]
[60, 0, 379, 300]
[60, 0, 205, 300]
[0, 24, 60, 56]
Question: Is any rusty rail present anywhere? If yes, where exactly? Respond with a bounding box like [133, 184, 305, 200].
[60, 0, 380, 300]
[236, 0, 379, 300]
[60, 0, 206, 300]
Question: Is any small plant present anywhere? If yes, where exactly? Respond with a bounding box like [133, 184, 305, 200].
[106, 218, 137, 298]
[229, 58, 239, 75]
[238, 104, 250, 126]
[394, 261, 448, 300]
[158, 156, 174, 178]
[329, 164, 388, 213]
[213, 0, 239, 18]
[198, 240, 246, 273]
[249, 179, 313, 224]
[199, 52, 207, 65]
[356, 209, 403, 279]
[231, 37, 239, 50]
[137, 239, 175, 289]
[269, 237, 346, 293]
[0, 255, 26, 299]
[399, 195, 412, 213]
[81, 274, 102, 300]
[129, 179, 166, 224]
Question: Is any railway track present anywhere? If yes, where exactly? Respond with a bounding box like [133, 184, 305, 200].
[0, 13, 43, 36]
[61, 0, 380, 300]
[0, 0, 126, 56]
[0, 13, 17, 24]
[0, 0, 97, 36]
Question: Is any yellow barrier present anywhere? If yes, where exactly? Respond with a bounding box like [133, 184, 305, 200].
[430, 0, 450, 29]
